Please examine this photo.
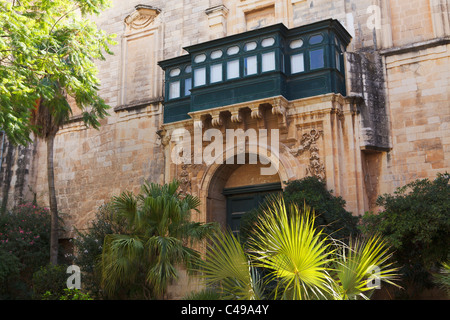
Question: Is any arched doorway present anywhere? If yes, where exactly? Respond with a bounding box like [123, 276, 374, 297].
[206, 157, 282, 233]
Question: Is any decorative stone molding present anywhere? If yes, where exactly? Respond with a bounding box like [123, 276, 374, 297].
[307, 144, 326, 180]
[178, 151, 207, 195]
[179, 165, 191, 194]
[289, 128, 326, 180]
[289, 128, 323, 156]
[120, 5, 163, 108]
[124, 5, 161, 31]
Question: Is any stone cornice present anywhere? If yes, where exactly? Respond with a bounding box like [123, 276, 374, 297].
[380, 36, 450, 57]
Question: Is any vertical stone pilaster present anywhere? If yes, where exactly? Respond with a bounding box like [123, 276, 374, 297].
[205, 4, 229, 39]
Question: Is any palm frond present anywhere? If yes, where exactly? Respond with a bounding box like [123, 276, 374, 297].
[198, 229, 263, 300]
[145, 235, 199, 296]
[332, 235, 401, 299]
[110, 190, 138, 230]
[248, 197, 335, 300]
[101, 234, 144, 296]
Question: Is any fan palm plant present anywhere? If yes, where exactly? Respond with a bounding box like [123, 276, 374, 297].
[331, 235, 400, 300]
[100, 180, 217, 299]
[196, 196, 401, 300]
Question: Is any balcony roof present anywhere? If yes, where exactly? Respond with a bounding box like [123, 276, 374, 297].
[158, 19, 351, 69]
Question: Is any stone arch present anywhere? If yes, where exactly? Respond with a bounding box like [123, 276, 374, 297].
[198, 143, 299, 227]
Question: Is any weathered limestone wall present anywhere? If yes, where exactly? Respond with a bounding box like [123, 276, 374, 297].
[375, 0, 450, 197]
[379, 44, 450, 194]
[0, 134, 37, 212]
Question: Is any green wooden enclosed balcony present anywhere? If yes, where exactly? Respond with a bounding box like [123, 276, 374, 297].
[158, 19, 351, 124]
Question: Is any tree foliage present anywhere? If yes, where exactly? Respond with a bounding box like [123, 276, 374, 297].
[71, 203, 127, 299]
[0, 203, 52, 299]
[361, 173, 450, 296]
[283, 177, 360, 241]
[0, 0, 115, 145]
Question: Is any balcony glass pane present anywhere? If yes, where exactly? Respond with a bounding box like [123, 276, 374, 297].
[261, 51, 275, 72]
[310, 49, 324, 70]
[211, 50, 223, 59]
[244, 41, 257, 51]
[227, 59, 240, 79]
[291, 53, 304, 74]
[335, 51, 341, 71]
[309, 34, 323, 45]
[227, 46, 240, 55]
[194, 67, 206, 86]
[244, 56, 257, 76]
[185, 78, 192, 96]
[194, 54, 206, 63]
[169, 81, 180, 99]
[169, 68, 180, 77]
[210, 63, 223, 83]
[290, 39, 304, 49]
[261, 37, 275, 47]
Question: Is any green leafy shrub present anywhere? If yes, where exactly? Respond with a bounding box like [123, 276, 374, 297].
[282, 177, 360, 241]
[100, 180, 217, 299]
[0, 250, 21, 298]
[0, 203, 51, 299]
[32, 264, 68, 300]
[42, 288, 93, 300]
[361, 173, 450, 297]
[70, 203, 127, 299]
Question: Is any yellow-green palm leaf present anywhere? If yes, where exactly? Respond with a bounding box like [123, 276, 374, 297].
[198, 229, 264, 300]
[332, 235, 401, 300]
[248, 197, 334, 300]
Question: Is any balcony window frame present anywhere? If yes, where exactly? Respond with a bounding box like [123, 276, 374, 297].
[334, 36, 344, 74]
[286, 32, 329, 74]
[166, 62, 192, 101]
[307, 33, 326, 71]
[159, 20, 352, 123]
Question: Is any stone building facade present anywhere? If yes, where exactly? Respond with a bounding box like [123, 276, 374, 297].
[0, 0, 449, 296]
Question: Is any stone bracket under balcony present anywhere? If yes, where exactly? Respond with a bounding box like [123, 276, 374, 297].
[188, 95, 290, 133]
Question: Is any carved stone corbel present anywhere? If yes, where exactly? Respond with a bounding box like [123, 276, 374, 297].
[250, 105, 263, 119]
[192, 116, 205, 130]
[230, 109, 242, 123]
[211, 111, 223, 127]
[271, 97, 289, 132]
